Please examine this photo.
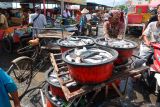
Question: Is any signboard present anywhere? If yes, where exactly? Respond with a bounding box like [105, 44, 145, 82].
[0, 2, 12, 9]
[130, 0, 149, 5]
[58, 0, 86, 5]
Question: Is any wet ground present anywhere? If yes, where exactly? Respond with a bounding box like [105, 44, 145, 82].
[0, 26, 159, 107]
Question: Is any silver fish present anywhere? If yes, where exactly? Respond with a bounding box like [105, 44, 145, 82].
[51, 96, 58, 101]
[83, 58, 102, 64]
[66, 81, 77, 87]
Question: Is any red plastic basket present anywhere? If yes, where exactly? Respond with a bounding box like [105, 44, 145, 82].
[135, 5, 148, 13]
[128, 14, 143, 24]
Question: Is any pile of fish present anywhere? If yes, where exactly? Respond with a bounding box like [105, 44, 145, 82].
[48, 89, 87, 107]
[59, 37, 94, 47]
[66, 47, 113, 64]
[48, 91, 65, 106]
[98, 38, 135, 49]
[49, 71, 77, 87]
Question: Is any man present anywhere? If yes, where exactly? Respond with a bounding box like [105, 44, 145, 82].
[62, 8, 71, 25]
[29, 5, 47, 36]
[145, 4, 160, 28]
[134, 13, 160, 68]
[0, 10, 8, 29]
[0, 68, 21, 107]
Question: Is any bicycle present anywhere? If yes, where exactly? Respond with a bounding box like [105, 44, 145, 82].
[7, 27, 65, 100]
[7, 27, 74, 101]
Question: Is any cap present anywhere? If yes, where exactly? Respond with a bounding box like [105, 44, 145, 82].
[35, 5, 41, 10]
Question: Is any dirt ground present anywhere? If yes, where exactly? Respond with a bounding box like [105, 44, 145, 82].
[0, 26, 159, 107]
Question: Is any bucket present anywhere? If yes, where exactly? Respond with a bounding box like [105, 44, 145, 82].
[94, 37, 137, 65]
[45, 67, 80, 100]
[57, 36, 94, 53]
[62, 47, 118, 84]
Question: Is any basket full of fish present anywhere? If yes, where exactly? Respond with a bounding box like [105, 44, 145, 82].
[62, 47, 118, 84]
[95, 37, 138, 65]
[57, 36, 94, 53]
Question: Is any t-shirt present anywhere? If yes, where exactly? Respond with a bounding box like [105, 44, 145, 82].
[143, 21, 160, 42]
[29, 13, 47, 35]
[0, 68, 17, 107]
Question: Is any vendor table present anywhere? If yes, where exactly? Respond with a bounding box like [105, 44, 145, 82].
[38, 31, 74, 39]
[31, 27, 74, 39]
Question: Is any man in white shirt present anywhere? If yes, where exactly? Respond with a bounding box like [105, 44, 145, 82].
[29, 5, 47, 36]
[134, 13, 160, 68]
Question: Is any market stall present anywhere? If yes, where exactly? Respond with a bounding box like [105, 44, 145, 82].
[127, 5, 151, 36]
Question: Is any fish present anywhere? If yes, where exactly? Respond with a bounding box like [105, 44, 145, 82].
[99, 52, 113, 58]
[74, 47, 87, 56]
[57, 101, 61, 105]
[108, 40, 135, 48]
[75, 57, 81, 63]
[60, 37, 93, 47]
[66, 81, 77, 87]
[51, 96, 58, 101]
[89, 55, 103, 60]
[50, 72, 57, 78]
[83, 58, 102, 64]
[90, 48, 107, 53]
[66, 55, 73, 62]
[49, 77, 59, 83]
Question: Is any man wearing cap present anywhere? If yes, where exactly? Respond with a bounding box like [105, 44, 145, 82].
[134, 13, 160, 68]
[79, 8, 90, 35]
[29, 5, 47, 36]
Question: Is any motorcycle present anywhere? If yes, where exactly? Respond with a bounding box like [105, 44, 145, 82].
[138, 42, 160, 95]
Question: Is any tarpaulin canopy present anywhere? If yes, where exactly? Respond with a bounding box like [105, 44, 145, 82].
[57, 0, 86, 5]
[149, 0, 160, 7]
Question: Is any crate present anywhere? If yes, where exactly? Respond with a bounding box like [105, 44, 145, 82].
[135, 5, 148, 13]
[128, 14, 143, 24]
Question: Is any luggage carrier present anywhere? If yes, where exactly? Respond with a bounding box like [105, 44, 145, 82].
[49, 51, 149, 106]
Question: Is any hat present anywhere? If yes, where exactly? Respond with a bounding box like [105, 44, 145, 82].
[35, 5, 41, 10]
[81, 8, 89, 14]
[92, 13, 97, 16]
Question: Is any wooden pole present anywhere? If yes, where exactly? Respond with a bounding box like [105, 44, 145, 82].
[61, 0, 64, 16]
[61, 0, 64, 39]
[43, 0, 46, 15]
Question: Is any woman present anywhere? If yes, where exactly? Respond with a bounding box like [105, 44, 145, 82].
[103, 10, 125, 39]
[79, 8, 89, 35]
